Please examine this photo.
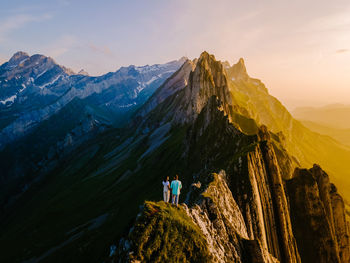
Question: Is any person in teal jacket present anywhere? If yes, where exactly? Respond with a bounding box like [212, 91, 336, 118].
[170, 174, 182, 206]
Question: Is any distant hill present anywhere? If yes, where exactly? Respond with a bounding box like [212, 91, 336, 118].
[300, 120, 350, 147]
[293, 104, 350, 129]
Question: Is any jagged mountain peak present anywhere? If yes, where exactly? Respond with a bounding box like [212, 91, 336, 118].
[197, 51, 226, 75]
[196, 51, 223, 70]
[198, 50, 214, 60]
[2, 51, 75, 76]
[139, 51, 234, 125]
[222, 60, 231, 68]
[8, 51, 30, 66]
[228, 57, 249, 81]
[178, 56, 188, 64]
[183, 51, 233, 121]
[78, 69, 89, 76]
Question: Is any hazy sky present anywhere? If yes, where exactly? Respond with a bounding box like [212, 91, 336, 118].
[0, 0, 349, 109]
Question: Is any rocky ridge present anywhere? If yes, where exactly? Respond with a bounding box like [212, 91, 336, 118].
[113, 52, 349, 262]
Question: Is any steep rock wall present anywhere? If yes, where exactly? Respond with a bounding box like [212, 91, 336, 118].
[286, 165, 350, 263]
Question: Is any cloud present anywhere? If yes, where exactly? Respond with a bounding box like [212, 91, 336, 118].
[0, 13, 52, 43]
[43, 35, 79, 58]
[336, 49, 349, 53]
[88, 43, 114, 57]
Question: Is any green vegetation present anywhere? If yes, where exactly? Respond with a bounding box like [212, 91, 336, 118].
[121, 201, 211, 263]
[0, 124, 188, 262]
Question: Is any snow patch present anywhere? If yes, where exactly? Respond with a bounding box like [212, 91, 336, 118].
[18, 57, 29, 65]
[38, 74, 62, 89]
[145, 76, 158, 85]
[136, 84, 145, 92]
[118, 102, 136, 108]
[26, 77, 34, 85]
[158, 70, 176, 77]
[0, 94, 17, 105]
[135, 74, 162, 92]
[19, 84, 26, 93]
[36, 68, 48, 78]
[0, 84, 27, 105]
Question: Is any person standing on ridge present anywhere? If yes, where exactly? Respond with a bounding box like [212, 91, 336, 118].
[171, 174, 182, 206]
[162, 176, 170, 202]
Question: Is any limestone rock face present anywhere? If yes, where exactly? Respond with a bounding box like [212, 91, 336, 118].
[184, 171, 280, 263]
[184, 171, 249, 262]
[286, 165, 350, 263]
[184, 52, 233, 122]
[259, 139, 300, 263]
[226, 57, 249, 81]
[229, 141, 300, 263]
[331, 184, 350, 262]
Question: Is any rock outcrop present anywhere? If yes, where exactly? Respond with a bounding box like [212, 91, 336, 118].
[226, 57, 249, 81]
[184, 171, 279, 263]
[286, 165, 350, 263]
[183, 52, 233, 121]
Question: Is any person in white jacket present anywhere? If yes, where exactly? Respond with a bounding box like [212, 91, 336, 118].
[162, 176, 170, 202]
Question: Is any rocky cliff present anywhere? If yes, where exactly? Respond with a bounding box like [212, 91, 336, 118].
[114, 136, 348, 262]
[112, 52, 349, 263]
[286, 165, 350, 263]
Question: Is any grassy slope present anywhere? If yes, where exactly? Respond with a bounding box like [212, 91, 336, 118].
[0, 97, 114, 207]
[119, 201, 211, 263]
[0, 125, 188, 262]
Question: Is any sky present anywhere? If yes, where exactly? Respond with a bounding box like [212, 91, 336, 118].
[0, 0, 349, 110]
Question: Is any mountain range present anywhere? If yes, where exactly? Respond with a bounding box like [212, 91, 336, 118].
[292, 105, 350, 147]
[0, 52, 185, 208]
[0, 51, 349, 262]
